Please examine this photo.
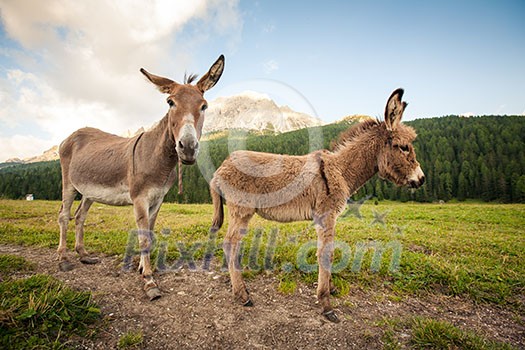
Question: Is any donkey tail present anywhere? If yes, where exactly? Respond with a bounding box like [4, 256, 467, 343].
[210, 179, 224, 232]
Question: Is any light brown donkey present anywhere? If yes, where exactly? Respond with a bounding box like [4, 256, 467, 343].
[210, 89, 425, 322]
[58, 55, 225, 300]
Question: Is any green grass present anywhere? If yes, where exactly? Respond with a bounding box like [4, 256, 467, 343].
[410, 317, 516, 349]
[118, 330, 144, 349]
[0, 273, 100, 349]
[0, 254, 35, 277]
[0, 200, 524, 311]
[381, 317, 517, 350]
[277, 274, 297, 294]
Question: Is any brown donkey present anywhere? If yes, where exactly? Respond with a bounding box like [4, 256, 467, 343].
[210, 89, 425, 322]
[58, 55, 225, 300]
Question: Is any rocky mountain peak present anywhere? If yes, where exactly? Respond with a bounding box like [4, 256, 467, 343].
[203, 91, 324, 134]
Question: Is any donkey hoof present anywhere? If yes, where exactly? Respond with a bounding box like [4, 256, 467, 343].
[243, 299, 254, 307]
[79, 256, 99, 264]
[58, 260, 74, 272]
[323, 309, 340, 323]
[330, 287, 339, 296]
[146, 287, 162, 301]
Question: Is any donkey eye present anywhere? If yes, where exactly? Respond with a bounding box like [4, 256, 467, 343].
[201, 104, 208, 111]
[167, 99, 175, 107]
[400, 145, 409, 152]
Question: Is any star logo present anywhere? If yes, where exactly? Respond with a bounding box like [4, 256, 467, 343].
[370, 209, 389, 228]
[340, 194, 372, 220]
[392, 225, 406, 237]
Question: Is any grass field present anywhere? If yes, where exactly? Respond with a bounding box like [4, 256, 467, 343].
[1, 199, 524, 348]
[1, 199, 523, 307]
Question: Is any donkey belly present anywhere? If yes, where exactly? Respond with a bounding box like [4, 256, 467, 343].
[75, 183, 133, 206]
[256, 205, 313, 223]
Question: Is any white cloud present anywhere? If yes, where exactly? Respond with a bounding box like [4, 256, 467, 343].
[1, 69, 142, 144]
[0, 0, 241, 161]
[0, 134, 54, 162]
[263, 59, 279, 74]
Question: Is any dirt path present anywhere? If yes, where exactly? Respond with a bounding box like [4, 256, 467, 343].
[1, 244, 523, 349]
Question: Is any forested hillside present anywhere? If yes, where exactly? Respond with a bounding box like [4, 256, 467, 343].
[1, 115, 524, 203]
[0, 161, 62, 200]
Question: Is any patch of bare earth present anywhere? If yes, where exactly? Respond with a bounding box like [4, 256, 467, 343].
[1, 244, 523, 349]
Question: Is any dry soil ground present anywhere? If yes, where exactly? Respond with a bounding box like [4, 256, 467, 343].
[1, 244, 523, 349]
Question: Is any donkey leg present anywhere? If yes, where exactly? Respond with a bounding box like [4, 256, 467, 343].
[317, 240, 338, 322]
[74, 197, 98, 264]
[133, 199, 161, 300]
[57, 187, 76, 259]
[316, 217, 339, 323]
[57, 185, 77, 271]
[148, 201, 162, 232]
[224, 216, 252, 306]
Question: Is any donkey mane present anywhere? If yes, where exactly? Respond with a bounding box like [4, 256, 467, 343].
[184, 73, 199, 84]
[332, 118, 380, 151]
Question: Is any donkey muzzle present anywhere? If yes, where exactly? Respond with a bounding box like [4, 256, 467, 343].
[177, 134, 199, 165]
[408, 166, 425, 188]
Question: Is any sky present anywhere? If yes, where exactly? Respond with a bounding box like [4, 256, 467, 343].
[0, 0, 524, 161]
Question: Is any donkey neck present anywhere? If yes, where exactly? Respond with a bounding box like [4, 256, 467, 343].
[150, 115, 177, 158]
[332, 129, 383, 195]
[135, 115, 178, 172]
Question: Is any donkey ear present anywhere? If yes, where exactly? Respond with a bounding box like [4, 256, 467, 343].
[384, 88, 407, 131]
[196, 54, 225, 93]
[140, 68, 177, 94]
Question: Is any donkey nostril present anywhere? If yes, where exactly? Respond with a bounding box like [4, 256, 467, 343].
[178, 141, 184, 149]
[420, 175, 426, 185]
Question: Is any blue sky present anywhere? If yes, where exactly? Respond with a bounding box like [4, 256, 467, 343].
[204, 0, 525, 119]
[0, 0, 524, 161]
